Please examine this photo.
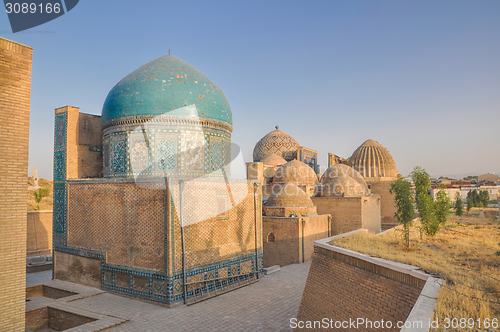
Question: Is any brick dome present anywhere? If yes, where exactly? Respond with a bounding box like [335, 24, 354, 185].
[253, 129, 299, 162]
[349, 139, 398, 178]
[321, 174, 367, 197]
[265, 183, 314, 208]
[320, 164, 368, 192]
[261, 153, 287, 166]
[272, 160, 317, 185]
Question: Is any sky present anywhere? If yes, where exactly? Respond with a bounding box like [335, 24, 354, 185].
[1, 0, 499, 179]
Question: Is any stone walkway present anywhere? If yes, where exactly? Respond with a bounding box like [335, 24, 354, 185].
[43, 261, 311, 332]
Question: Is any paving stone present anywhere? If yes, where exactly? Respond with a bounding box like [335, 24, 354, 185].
[63, 261, 311, 331]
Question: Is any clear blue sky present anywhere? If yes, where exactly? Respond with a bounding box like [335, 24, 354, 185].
[1, 0, 499, 179]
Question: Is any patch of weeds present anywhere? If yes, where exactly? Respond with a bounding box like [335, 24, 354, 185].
[474, 226, 481, 229]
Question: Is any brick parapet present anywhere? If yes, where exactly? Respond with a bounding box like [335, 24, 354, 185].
[296, 230, 441, 331]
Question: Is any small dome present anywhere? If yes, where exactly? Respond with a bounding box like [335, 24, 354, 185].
[253, 129, 300, 162]
[272, 159, 317, 185]
[265, 183, 314, 207]
[321, 164, 368, 191]
[261, 153, 287, 166]
[321, 174, 367, 197]
[349, 139, 398, 178]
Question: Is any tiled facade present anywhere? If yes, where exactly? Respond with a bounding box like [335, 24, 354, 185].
[0, 37, 32, 331]
[101, 118, 231, 179]
[53, 107, 263, 306]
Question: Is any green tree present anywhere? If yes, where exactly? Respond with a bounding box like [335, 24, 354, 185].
[479, 190, 490, 208]
[435, 189, 451, 227]
[410, 166, 437, 236]
[454, 192, 463, 216]
[466, 196, 473, 213]
[390, 178, 415, 248]
[33, 188, 50, 211]
[468, 190, 480, 207]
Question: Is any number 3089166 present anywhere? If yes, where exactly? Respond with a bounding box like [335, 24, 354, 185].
[5, 3, 61, 14]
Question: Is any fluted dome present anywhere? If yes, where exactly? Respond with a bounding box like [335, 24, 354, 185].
[253, 129, 299, 162]
[321, 174, 367, 197]
[265, 183, 314, 208]
[320, 164, 368, 191]
[101, 54, 232, 128]
[272, 160, 317, 185]
[349, 139, 398, 178]
[261, 153, 287, 166]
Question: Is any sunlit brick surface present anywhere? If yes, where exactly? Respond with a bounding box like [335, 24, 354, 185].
[67, 182, 165, 271]
[0, 37, 32, 332]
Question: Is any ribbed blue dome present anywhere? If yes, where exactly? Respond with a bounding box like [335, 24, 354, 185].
[101, 54, 232, 126]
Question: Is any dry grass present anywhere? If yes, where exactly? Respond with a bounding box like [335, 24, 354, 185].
[331, 210, 500, 331]
[27, 177, 53, 211]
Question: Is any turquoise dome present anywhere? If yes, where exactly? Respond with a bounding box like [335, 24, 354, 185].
[101, 54, 232, 126]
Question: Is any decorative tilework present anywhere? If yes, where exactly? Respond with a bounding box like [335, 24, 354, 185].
[209, 140, 223, 172]
[53, 183, 66, 234]
[103, 144, 109, 168]
[130, 140, 150, 173]
[153, 279, 166, 296]
[156, 138, 177, 171]
[55, 114, 66, 149]
[67, 181, 165, 271]
[103, 271, 113, 285]
[54, 152, 66, 181]
[55, 176, 261, 306]
[111, 141, 126, 174]
[253, 129, 299, 162]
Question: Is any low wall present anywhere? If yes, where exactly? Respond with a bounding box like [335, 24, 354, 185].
[27, 211, 53, 256]
[295, 231, 441, 331]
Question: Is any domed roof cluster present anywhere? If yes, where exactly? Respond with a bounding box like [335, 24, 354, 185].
[272, 160, 317, 186]
[320, 164, 369, 197]
[349, 139, 398, 178]
[253, 129, 300, 162]
[101, 54, 232, 128]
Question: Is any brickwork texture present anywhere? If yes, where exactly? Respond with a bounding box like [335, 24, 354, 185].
[296, 247, 425, 331]
[0, 37, 32, 332]
[27, 211, 53, 256]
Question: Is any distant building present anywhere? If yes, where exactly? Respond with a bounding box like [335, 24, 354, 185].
[478, 173, 499, 183]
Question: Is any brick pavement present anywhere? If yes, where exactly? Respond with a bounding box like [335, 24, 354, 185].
[47, 261, 311, 332]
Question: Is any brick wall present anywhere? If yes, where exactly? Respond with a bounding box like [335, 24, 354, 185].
[0, 37, 32, 332]
[27, 211, 53, 256]
[312, 197, 362, 235]
[366, 180, 397, 227]
[263, 217, 300, 267]
[296, 245, 425, 331]
[77, 113, 102, 178]
[263, 215, 329, 268]
[66, 181, 165, 271]
[56, 106, 102, 179]
[361, 196, 381, 233]
[312, 196, 381, 235]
